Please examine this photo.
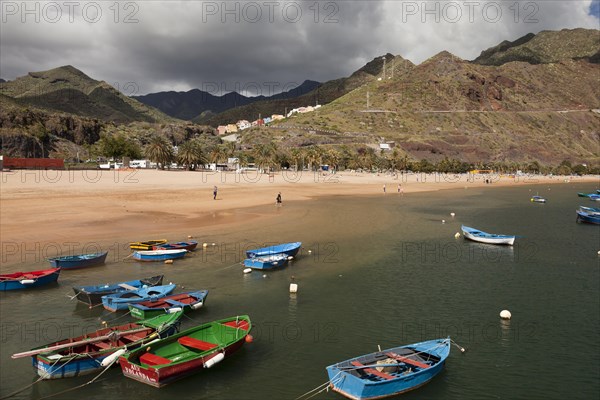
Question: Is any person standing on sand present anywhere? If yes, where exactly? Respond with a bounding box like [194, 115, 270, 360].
[213, 186, 218, 200]
[276, 192, 282, 206]
[383, 184, 386, 194]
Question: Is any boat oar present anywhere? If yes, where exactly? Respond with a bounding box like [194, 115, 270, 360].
[11, 327, 150, 359]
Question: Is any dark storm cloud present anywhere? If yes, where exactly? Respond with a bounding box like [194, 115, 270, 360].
[1, 1, 598, 95]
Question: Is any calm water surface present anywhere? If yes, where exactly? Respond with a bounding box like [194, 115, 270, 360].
[1, 183, 599, 399]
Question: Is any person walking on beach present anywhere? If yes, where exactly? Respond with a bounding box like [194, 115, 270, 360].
[213, 186, 218, 200]
[383, 184, 386, 194]
[276, 192, 282, 206]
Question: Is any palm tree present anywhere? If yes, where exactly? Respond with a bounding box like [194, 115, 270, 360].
[253, 142, 278, 173]
[177, 140, 206, 171]
[325, 148, 341, 172]
[305, 146, 323, 171]
[209, 144, 227, 165]
[145, 135, 174, 170]
[288, 147, 304, 171]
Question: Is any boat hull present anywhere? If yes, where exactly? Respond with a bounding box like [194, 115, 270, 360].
[246, 242, 301, 258]
[461, 226, 515, 245]
[130, 240, 168, 250]
[102, 284, 177, 312]
[128, 291, 209, 320]
[326, 338, 450, 400]
[48, 252, 108, 269]
[120, 338, 246, 387]
[576, 210, 600, 225]
[132, 250, 187, 261]
[243, 254, 288, 270]
[119, 316, 251, 388]
[29, 314, 181, 379]
[0, 268, 61, 291]
[155, 241, 198, 251]
[72, 275, 164, 306]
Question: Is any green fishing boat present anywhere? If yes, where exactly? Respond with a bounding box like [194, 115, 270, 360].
[119, 315, 251, 387]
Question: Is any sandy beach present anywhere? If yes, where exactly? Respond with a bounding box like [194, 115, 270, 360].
[0, 168, 596, 268]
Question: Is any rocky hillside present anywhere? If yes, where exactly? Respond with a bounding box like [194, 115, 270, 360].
[196, 54, 414, 126]
[0, 66, 171, 123]
[473, 28, 600, 65]
[279, 30, 600, 165]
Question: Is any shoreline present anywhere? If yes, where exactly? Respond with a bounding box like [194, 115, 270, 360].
[1, 169, 598, 268]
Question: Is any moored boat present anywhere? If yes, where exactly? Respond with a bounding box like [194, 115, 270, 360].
[119, 315, 252, 387]
[576, 209, 600, 225]
[154, 241, 198, 251]
[246, 242, 301, 258]
[12, 312, 182, 379]
[102, 284, 177, 312]
[530, 195, 546, 203]
[129, 290, 209, 319]
[461, 225, 516, 245]
[132, 249, 187, 262]
[579, 205, 600, 215]
[577, 192, 595, 198]
[0, 268, 61, 291]
[72, 275, 164, 306]
[326, 338, 451, 400]
[243, 254, 288, 270]
[47, 251, 108, 269]
[589, 194, 600, 202]
[130, 240, 168, 250]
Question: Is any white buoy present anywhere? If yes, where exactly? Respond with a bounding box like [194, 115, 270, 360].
[190, 302, 203, 310]
[167, 307, 183, 313]
[188, 235, 193, 239]
[19, 279, 35, 285]
[262, 274, 267, 278]
[442, 220, 446, 224]
[450, 212, 455, 217]
[454, 232, 461, 239]
[308, 250, 312, 254]
[500, 310, 512, 320]
[243, 268, 252, 274]
[164, 259, 173, 265]
[203, 243, 208, 248]
[212, 243, 216, 246]
[290, 283, 298, 293]
[204, 353, 224, 368]
[287, 256, 294, 260]
[101, 349, 126, 367]
[597, 250, 600, 255]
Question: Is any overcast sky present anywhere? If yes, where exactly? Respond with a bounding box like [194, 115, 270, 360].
[1, 1, 599, 95]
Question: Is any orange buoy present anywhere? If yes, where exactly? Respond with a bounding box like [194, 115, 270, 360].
[245, 334, 254, 343]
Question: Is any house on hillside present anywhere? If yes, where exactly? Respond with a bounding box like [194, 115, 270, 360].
[226, 124, 238, 133]
[217, 125, 228, 135]
[379, 141, 396, 151]
[271, 114, 285, 121]
[236, 120, 251, 130]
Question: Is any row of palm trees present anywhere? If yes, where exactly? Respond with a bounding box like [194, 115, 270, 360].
[138, 134, 597, 175]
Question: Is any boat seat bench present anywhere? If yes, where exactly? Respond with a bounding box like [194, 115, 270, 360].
[139, 352, 171, 366]
[222, 320, 250, 331]
[177, 336, 218, 351]
[385, 352, 431, 369]
[350, 361, 395, 380]
[93, 341, 113, 350]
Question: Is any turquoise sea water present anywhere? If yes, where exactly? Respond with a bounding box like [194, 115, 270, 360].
[1, 182, 599, 399]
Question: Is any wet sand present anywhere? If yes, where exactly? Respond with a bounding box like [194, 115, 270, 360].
[0, 168, 596, 268]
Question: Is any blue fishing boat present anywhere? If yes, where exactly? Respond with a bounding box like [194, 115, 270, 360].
[246, 242, 301, 258]
[579, 205, 600, 215]
[461, 225, 516, 245]
[243, 254, 288, 270]
[0, 268, 61, 291]
[47, 251, 108, 269]
[326, 338, 451, 400]
[577, 192, 595, 198]
[102, 284, 177, 312]
[589, 194, 600, 202]
[154, 241, 198, 251]
[132, 249, 187, 261]
[128, 290, 209, 319]
[72, 275, 164, 306]
[12, 312, 182, 379]
[576, 209, 600, 225]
